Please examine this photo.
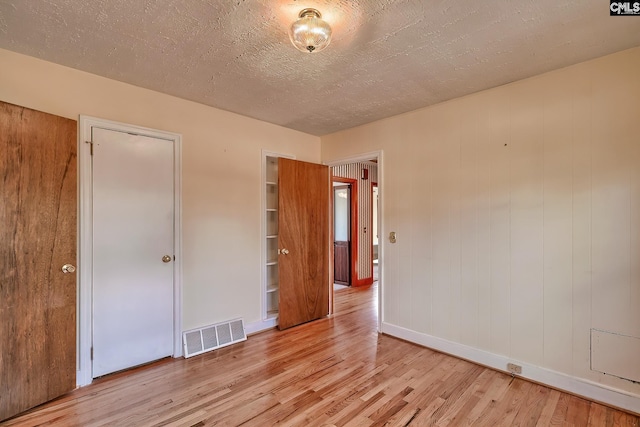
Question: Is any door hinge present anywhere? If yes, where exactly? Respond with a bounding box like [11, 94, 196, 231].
[86, 140, 94, 156]
[90, 347, 94, 360]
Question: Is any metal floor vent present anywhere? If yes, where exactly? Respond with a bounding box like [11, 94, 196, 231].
[183, 318, 246, 358]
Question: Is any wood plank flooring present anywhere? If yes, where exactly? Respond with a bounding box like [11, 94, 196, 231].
[3, 284, 639, 426]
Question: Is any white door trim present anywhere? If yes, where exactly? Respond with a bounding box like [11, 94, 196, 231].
[323, 150, 383, 333]
[77, 116, 183, 387]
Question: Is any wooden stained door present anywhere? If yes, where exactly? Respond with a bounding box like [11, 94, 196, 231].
[278, 158, 330, 330]
[0, 102, 77, 421]
[334, 185, 351, 285]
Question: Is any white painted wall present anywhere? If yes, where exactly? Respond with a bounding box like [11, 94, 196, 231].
[322, 47, 640, 411]
[0, 48, 320, 332]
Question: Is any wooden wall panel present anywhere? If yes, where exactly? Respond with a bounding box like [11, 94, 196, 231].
[590, 57, 632, 337]
[429, 107, 457, 341]
[508, 82, 545, 366]
[381, 147, 401, 324]
[475, 97, 495, 352]
[447, 105, 463, 344]
[541, 75, 575, 375]
[488, 91, 512, 358]
[400, 127, 416, 329]
[459, 102, 480, 347]
[407, 116, 433, 335]
[571, 69, 594, 380]
[322, 47, 640, 400]
[396, 149, 413, 328]
[631, 57, 640, 340]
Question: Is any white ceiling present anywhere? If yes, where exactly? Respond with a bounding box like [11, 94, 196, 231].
[0, 1, 639, 136]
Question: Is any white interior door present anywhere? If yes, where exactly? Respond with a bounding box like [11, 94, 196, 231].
[92, 127, 174, 377]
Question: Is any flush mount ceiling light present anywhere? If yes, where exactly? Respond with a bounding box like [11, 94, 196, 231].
[289, 8, 332, 53]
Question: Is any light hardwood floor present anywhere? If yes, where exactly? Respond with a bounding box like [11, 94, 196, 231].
[3, 285, 639, 426]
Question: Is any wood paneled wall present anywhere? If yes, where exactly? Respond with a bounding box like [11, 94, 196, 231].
[322, 47, 640, 406]
[332, 163, 378, 283]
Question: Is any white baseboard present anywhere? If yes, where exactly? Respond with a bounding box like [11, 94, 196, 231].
[245, 318, 277, 335]
[381, 322, 640, 415]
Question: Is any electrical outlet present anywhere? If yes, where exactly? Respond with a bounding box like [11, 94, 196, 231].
[507, 363, 522, 375]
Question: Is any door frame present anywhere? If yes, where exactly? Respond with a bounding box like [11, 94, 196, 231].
[372, 182, 378, 281]
[324, 150, 383, 332]
[332, 177, 358, 287]
[77, 116, 183, 387]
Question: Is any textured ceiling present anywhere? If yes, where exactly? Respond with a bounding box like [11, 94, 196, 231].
[0, 1, 639, 136]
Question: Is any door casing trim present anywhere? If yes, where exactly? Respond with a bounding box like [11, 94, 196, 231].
[78, 116, 183, 387]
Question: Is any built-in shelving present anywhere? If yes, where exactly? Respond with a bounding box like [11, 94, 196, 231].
[264, 155, 279, 322]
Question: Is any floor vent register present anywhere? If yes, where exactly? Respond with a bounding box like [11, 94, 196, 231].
[183, 318, 246, 358]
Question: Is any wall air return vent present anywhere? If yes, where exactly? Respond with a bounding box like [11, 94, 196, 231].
[183, 318, 246, 358]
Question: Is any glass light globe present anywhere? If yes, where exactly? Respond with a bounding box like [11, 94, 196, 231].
[289, 8, 332, 53]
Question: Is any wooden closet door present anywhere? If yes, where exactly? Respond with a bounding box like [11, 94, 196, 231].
[278, 158, 330, 330]
[0, 102, 77, 421]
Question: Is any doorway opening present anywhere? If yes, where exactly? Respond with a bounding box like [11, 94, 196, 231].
[373, 183, 379, 283]
[333, 184, 351, 288]
[327, 152, 382, 330]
